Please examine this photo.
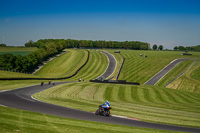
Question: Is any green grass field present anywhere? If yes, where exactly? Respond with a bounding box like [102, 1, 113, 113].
[0, 70, 38, 78]
[165, 60, 200, 93]
[0, 47, 37, 56]
[0, 80, 47, 91]
[34, 49, 88, 78]
[1, 49, 200, 132]
[118, 50, 200, 84]
[0, 106, 173, 133]
[33, 82, 200, 128]
[65, 49, 108, 81]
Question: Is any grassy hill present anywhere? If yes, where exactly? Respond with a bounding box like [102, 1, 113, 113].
[0, 70, 39, 78]
[1, 49, 200, 132]
[65, 49, 108, 81]
[116, 50, 200, 84]
[0, 106, 172, 133]
[163, 60, 200, 93]
[33, 82, 200, 128]
[34, 49, 88, 78]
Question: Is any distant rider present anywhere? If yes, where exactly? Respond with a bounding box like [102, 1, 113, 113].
[101, 100, 110, 110]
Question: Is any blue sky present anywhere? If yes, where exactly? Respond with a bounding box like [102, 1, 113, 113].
[0, 0, 200, 49]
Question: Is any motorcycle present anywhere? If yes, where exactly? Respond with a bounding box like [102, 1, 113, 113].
[95, 105, 112, 117]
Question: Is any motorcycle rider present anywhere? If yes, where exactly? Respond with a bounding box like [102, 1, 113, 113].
[101, 100, 110, 110]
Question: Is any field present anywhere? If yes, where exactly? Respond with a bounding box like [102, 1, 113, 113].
[116, 50, 200, 84]
[34, 49, 88, 78]
[0, 47, 37, 56]
[0, 106, 173, 133]
[1, 49, 200, 132]
[0, 80, 48, 91]
[164, 60, 200, 93]
[33, 82, 200, 128]
[65, 49, 108, 81]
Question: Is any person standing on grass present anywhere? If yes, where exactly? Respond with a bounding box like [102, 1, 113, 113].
[48, 80, 51, 84]
[41, 82, 44, 86]
[53, 81, 55, 85]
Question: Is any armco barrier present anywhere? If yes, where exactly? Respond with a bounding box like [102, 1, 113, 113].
[116, 57, 125, 80]
[90, 79, 140, 85]
[0, 50, 90, 80]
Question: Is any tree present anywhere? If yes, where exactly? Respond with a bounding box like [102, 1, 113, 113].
[25, 40, 35, 47]
[158, 45, 163, 50]
[0, 43, 6, 47]
[174, 46, 178, 51]
[153, 44, 158, 50]
[178, 46, 185, 51]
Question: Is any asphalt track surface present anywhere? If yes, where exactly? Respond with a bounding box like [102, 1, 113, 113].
[98, 51, 116, 79]
[145, 58, 188, 85]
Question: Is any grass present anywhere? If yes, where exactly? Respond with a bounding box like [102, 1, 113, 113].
[118, 50, 200, 84]
[0, 49, 108, 80]
[166, 60, 200, 93]
[0, 80, 47, 91]
[0, 47, 37, 56]
[156, 60, 194, 87]
[34, 49, 88, 78]
[0, 70, 38, 78]
[33, 82, 200, 128]
[0, 106, 174, 133]
[1, 49, 200, 132]
[65, 49, 108, 81]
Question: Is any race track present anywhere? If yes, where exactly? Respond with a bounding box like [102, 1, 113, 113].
[1, 53, 200, 132]
[0, 83, 200, 133]
[97, 51, 116, 79]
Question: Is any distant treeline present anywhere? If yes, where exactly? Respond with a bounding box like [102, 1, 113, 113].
[25, 39, 150, 50]
[0, 40, 66, 73]
[0, 39, 150, 73]
[0, 44, 6, 47]
[174, 45, 200, 51]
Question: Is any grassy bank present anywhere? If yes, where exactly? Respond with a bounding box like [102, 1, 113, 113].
[66, 50, 108, 81]
[166, 60, 200, 93]
[0, 106, 174, 133]
[118, 50, 200, 84]
[34, 49, 88, 78]
[0, 80, 45, 91]
[0, 70, 37, 78]
[33, 82, 200, 128]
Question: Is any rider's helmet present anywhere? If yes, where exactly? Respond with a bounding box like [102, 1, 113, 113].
[105, 100, 108, 103]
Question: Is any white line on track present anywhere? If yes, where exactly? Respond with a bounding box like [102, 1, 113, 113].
[0, 104, 8, 107]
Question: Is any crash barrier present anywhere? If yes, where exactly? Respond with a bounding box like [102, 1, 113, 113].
[0, 50, 90, 80]
[116, 58, 125, 80]
[90, 79, 140, 85]
[114, 51, 120, 53]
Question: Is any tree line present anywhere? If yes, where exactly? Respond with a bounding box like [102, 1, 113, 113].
[174, 45, 200, 51]
[25, 39, 150, 50]
[0, 40, 66, 73]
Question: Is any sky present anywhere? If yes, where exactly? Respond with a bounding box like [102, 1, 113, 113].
[0, 0, 200, 49]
